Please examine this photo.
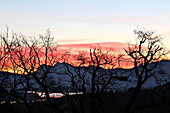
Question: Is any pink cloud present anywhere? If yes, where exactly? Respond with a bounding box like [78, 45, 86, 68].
[60, 42, 127, 48]
[59, 42, 128, 53]
[57, 38, 94, 43]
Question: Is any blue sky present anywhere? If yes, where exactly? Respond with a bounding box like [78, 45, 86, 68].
[1, 0, 170, 48]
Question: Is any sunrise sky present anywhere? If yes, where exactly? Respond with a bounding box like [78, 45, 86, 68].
[0, 0, 170, 49]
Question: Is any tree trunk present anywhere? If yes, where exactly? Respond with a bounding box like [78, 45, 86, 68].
[125, 84, 141, 113]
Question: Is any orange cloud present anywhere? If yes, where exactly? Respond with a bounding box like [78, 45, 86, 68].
[58, 42, 131, 69]
[57, 38, 95, 43]
[0, 42, 135, 74]
[59, 42, 127, 51]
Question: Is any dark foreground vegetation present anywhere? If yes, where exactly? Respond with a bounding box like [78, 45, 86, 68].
[1, 82, 170, 113]
[0, 27, 170, 113]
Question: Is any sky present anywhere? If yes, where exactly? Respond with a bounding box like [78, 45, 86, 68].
[1, 0, 170, 48]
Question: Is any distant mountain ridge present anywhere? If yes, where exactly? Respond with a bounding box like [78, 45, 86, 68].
[1, 60, 170, 92]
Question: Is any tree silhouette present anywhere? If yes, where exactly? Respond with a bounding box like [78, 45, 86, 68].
[64, 46, 128, 113]
[0, 28, 65, 113]
[124, 29, 169, 113]
[0, 28, 170, 113]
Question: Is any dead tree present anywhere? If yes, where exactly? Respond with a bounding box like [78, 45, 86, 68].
[124, 29, 169, 113]
[0, 28, 65, 113]
[0, 27, 23, 113]
[64, 46, 128, 113]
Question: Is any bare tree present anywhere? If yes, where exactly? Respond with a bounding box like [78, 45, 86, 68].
[124, 29, 169, 113]
[0, 27, 23, 113]
[1, 27, 169, 113]
[64, 46, 128, 113]
[0, 28, 65, 113]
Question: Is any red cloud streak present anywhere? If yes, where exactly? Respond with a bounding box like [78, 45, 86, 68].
[59, 42, 127, 51]
[0, 42, 133, 74]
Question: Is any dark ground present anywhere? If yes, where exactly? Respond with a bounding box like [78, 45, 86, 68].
[1, 83, 170, 113]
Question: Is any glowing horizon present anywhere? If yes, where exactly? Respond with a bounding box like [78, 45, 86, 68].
[0, 41, 169, 75]
[0, 42, 132, 74]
